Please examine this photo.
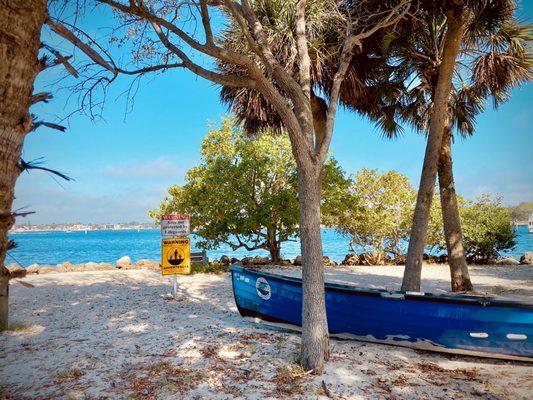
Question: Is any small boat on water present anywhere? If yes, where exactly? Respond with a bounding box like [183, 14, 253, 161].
[230, 265, 533, 361]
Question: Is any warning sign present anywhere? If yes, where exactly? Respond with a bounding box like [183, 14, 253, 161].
[161, 237, 191, 275]
[161, 214, 190, 236]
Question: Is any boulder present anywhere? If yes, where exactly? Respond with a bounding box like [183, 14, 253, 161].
[26, 264, 40, 274]
[96, 263, 116, 271]
[39, 266, 55, 274]
[220, 255, 231, 266]
[116, 256, 132, 268]
[323, 256, 337, 267]
[278, 259, 293, 266]
[519, 252, 533, 265]
[341, 254, 360, 266]
[495, 256, 520, 266]
[61, 261, 75, 272]
[230, 257, 240, 264]
[72, 263, 87, 271]
[242, 256, 270, 266]
[436, 254, 448, 264]
[7, 264, 26, 278]
[293, 256, 302, 266]
[136, 259, 160, 270]
[54, 264, 67, 273]
[84, 262, 99, 271]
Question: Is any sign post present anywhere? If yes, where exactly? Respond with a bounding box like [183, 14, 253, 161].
[160, 214, 191, 299]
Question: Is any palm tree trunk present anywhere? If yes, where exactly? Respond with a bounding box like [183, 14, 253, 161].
[298, 163, 329, 373]
[0, 0, 47, 330]
[438, 127, 473, 292]
[402, 6, 465, 292]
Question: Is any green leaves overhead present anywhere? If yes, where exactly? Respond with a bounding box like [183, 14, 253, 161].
[150, 117, 345, 261]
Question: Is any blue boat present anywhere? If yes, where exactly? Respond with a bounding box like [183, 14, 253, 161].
[230, 265, 533, 361]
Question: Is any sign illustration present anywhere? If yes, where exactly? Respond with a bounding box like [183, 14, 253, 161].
[161, 214, 190, 237]
[161, 237, 191, 275]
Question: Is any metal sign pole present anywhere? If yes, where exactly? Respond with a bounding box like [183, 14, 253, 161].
[172, 274, 178, 298]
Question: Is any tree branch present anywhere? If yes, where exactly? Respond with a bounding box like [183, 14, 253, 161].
[316, 0, 411, 164]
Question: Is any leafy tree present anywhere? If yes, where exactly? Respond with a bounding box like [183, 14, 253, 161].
[459, 195, 516, 263]
[325, 169, 415, 264]
[151, 117, 346, 263]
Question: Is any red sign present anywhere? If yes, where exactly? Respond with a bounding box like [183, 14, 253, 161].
[162, 214, 189, 221]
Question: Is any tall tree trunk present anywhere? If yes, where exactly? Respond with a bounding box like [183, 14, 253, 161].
[402, 6, 465, 292]
[0, 0, 46, 330]
[266, 228, 281, 263]
[298, 163, 329, 373]
[438, 127, 473, 292]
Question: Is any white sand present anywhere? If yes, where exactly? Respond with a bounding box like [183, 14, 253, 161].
[1, 267, 532, 399]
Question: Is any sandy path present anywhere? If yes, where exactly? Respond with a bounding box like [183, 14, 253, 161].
[1, 268, 532, 399]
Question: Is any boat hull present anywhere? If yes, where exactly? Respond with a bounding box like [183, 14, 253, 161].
[230, 266, 533, 361]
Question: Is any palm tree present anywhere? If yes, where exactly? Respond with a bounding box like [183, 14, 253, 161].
[0, 1, 49, 330]
[371, 0, 531, 291]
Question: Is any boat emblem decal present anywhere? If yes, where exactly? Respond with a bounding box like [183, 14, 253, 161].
[255, 277, 271, 300]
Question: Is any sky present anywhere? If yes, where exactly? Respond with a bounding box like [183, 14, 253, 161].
[13, 1, 533, 225]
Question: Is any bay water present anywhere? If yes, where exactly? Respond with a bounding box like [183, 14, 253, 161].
[7, 226, 532, 267]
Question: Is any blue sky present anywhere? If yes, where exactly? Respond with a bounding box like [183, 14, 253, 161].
[14, 2, 533, 224]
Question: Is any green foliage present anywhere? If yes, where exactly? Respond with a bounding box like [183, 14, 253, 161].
[508, 202, 533, 223]
[150, 117, 345, 261]
[190, 263, 229, 275]
[460, 195, 516, 263]
[325, 169, 418, 264]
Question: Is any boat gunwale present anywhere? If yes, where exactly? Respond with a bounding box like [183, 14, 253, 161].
[230, 265, 533, 309]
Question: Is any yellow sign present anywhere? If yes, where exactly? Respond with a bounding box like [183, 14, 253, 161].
[161, 237, 191, 275]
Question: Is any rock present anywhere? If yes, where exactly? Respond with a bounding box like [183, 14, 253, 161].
[71, 263, 86, 271]
[136, 259, 160, 270]
[61, 261, 75, 272]
[220, 255, 231, 266]
[7, 264, 26, 278]
[96, 263, 115, 271]
[39, 266, 55, 274]
[230, 257, 240, 264]
[323, 256, 336, 267]
[293, 256, 302, 266]
[242, 256, 270, 266]
[84, 262, 99, 271]
[519, 252, 533, 265]
[495, 256, 520, 266]
[116, 256, 132, 268]
[278, 259, 293, 266]
[436, 254, 448, 264]
[26, 264, 40, 274]
[341, 254, 360, 266]
[54, 264, 67, 273]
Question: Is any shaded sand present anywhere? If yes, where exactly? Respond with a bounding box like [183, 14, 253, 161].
[1, 268, 532, 399]
[268, 264, 533, 300]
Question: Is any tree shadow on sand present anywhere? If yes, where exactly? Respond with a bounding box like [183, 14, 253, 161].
[1, 270, 530, 399]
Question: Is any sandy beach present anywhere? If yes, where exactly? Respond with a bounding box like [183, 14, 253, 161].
[1, 265, 532, 399]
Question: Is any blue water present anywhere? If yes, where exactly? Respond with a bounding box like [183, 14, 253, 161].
[7, 226, 532, 267]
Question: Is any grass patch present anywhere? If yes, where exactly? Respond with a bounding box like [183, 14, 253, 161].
[271, 362, 308, 396]
[6, 322, 29, 332]
[191, 263, 229, 274]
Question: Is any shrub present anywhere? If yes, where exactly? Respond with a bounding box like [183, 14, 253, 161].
[460, 195, 516, 263]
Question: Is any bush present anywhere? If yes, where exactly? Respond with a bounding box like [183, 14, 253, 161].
[460, 195, 516, 263]
[191, 263, 229, 274]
